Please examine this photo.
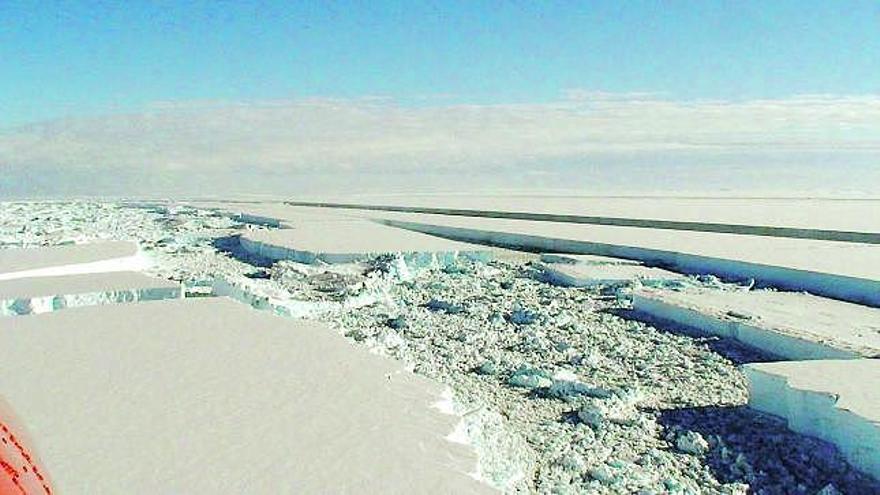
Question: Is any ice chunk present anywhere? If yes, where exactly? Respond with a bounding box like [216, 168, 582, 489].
[675, 431, 710, 456]
[0, 272, 181, 317]
[507, 366, 553, 389]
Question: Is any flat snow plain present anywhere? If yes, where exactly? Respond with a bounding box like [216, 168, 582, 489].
[0, 298, 490, 493]
[633, 288, 880, 359]
[295, 195, 880, 234]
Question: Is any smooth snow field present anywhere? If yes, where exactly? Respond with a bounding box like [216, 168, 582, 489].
[0, 200, 878, 494]
[0, 240, 145, 280]
[0, 298, 490, 494]
[632, 287, 880, 359]
[293, 195, 880, 234]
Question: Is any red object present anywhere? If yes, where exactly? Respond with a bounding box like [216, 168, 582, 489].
[0, 399, 51, 495]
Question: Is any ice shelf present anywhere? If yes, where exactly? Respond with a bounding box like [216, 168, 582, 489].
[211, 276, 376, 319]
[0, 241, 144, 280]
[188, 202, 494, 265]
[189, 201, 363, 228]
[0, 271, 181, 316]
[238, 220, 492, 265]
[631, 287, 880, 360]
[744, 359, 880, 481]
[0, 298, 493, 493]
[538, 254, 682, 288]
[539, 253, 642, 265]
[289, 196, 880, 236]
[342, 211, 880, 307]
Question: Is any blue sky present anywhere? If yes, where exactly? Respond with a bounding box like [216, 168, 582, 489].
[2, 1, 879, 126]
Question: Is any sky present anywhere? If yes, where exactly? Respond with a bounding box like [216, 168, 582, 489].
[1, 1, 878, 197]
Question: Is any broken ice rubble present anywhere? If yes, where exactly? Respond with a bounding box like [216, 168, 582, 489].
[1, 286, 181, 316]
[2, 201, 879, 495]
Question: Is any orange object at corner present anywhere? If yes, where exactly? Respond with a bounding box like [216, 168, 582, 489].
[0, 399, 51, 495]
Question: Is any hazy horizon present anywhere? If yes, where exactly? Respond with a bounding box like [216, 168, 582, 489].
[2, 2, 878, 199]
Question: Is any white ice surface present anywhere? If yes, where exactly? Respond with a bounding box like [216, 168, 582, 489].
[342, 210, 880, 306]
[0, 271, 181, 316]
[539, 253, 642, 265]
[0, 240, 137, 270]
[211, 276, 375, 319]
[540, 258, 682, 288]
[0, 298, 493, 494]
[298, 195, 880, 233]
[0, 241, 147, 281]
[189, 201, 363, 228]
[239, 219, 492, 265]
[632, 288, 880, 359]
[361, 211, 880, 281]
[190, 201, 493, 264]
[745, 359, 880, 480]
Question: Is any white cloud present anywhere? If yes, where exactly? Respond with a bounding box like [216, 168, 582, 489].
[2, 93, 878, 172]
[1, 93, 878, 197]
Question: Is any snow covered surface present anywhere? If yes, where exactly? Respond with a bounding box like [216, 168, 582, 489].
[540, 254, 642, 266]
[0, 298, 492, 494]
[0, 271, 181, 316]
[539, 255, 682, 288]
[190, 202, 493, 264]
[744, 359, 880, 480]
[296, 195, 880, 234]
[238, 218, 492, 264]
[632, 288, 880, 360]
[240, 227, 491, 265]
[0, 241, 143, 280]
[190, 201, 368, 228]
